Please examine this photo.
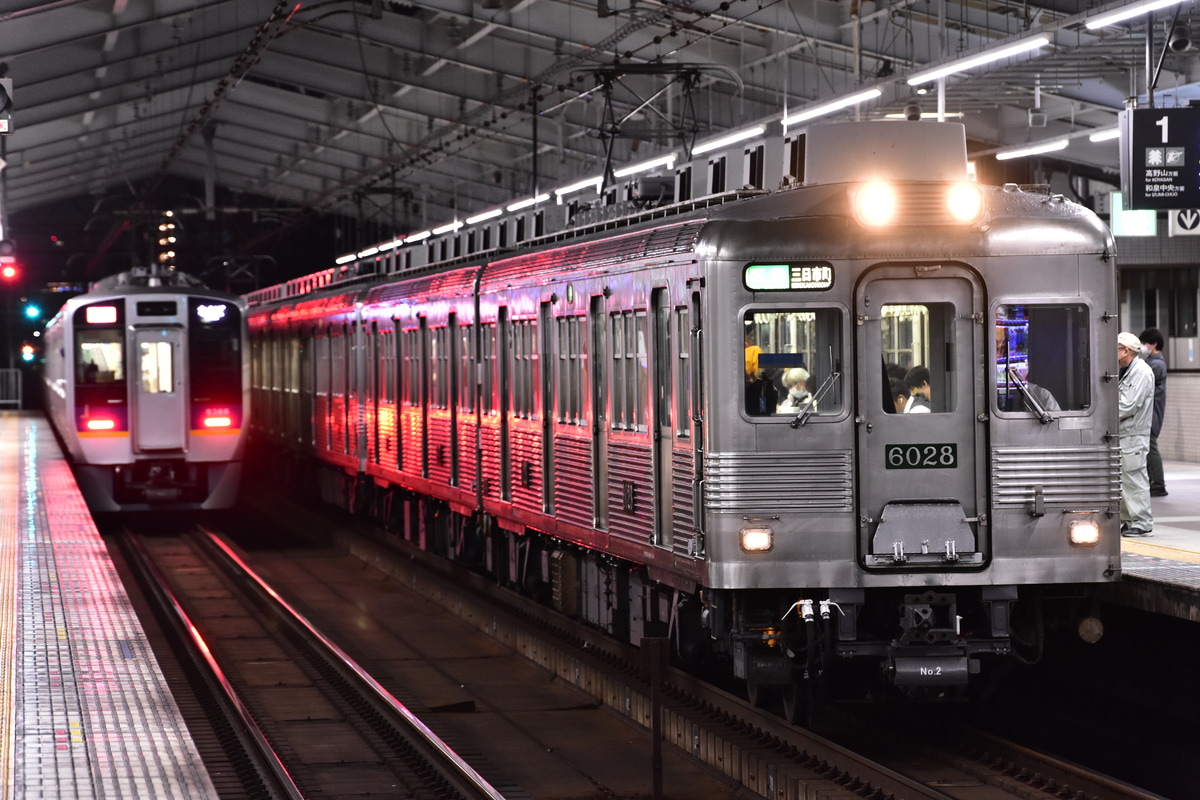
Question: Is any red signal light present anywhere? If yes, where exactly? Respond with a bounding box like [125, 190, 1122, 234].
[1, 262, 16, 280]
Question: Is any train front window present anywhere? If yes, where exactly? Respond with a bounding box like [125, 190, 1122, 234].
[743, 309, 843, 418]
[77, 331, 124, 384]
[996, 304, 1090, 413]
[880, 303, 956, 414]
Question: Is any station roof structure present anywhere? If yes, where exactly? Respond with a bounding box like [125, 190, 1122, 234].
[2, 0, 1200, 272]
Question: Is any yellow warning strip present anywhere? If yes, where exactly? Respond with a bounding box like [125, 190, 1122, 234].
[1122, 539, 1200, 565]
[0, 415, 20, 800]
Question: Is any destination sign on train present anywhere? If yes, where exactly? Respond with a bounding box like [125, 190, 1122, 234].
[744, 262, 834, 291]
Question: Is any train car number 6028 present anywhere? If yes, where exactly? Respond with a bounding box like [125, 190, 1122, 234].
[885, 443, 958, 469]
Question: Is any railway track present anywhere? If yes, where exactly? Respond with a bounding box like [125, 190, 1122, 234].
[114, 502, 1165, 800]
[116, 525, 512, 800]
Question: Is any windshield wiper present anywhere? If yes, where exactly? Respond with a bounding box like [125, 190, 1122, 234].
[790, 370, 840, 429]
[1006, 366, 1053, 424]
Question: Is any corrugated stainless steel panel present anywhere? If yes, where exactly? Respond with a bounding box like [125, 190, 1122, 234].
[401, 412, 422, 476]
[456, 419, 476, 493]
[607, 439, 653, 544]
[991, 445, 1120, 506]
[704, 450, 853, 512]
[479, 424, 501, 498]
[553, 433, 593, 528]
[510, 427, 543, 514]
[427, 416, 453, 486]
[671, 449, 697, 557]
[484, 221, 705, 286]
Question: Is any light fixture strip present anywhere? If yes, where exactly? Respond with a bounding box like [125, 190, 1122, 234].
[554, 176, 603, 198]
[432, 220, 464, 235]
[692, 126, 766, 156]
[466, 208, 503, 225]
[995, 138, 1069, 160]
[906, 35, 1050, 86]
[1085, 0, 1187, 29]
[613, 154, 676, 178]
[781, 88, 883, 126]
[1088, 127, 1120, 142]
[507, 193, 550, 212]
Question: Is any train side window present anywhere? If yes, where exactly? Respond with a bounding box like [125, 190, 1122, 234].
[77, 330, 125, 384]
[402, 329, 421, 406]
[481, 323, 497, 414]
[430, 327, 449, 410]
[314, 334, 330, 396]
[511, 319, 537, 419]
[458, 324, 474, 413]
[557, 315, 584, 425]
[996, 304, 1090, 413]
[676, 307, 690, 438]
[611, 310, 648, 431]
[880, 304, 955, 414]
[743, 309, 843, 418]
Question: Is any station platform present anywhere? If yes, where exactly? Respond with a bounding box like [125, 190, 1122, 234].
[0, 411, 217, 800]
[1109, 460, 1200, 623]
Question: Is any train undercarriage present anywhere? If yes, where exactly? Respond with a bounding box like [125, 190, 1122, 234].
[272, 459, 1086, 722]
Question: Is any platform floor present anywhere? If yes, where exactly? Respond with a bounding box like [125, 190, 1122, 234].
[0, 412, 217, 800]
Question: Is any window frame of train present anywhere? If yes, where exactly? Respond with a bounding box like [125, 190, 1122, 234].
[993, 302, 1092, 416]
[557, 314, 585, 426]
[741, 307, 845, 420]
[611, 309, 649, 433]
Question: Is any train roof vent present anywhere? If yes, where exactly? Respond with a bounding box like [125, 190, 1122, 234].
[91, 266, 208, 292]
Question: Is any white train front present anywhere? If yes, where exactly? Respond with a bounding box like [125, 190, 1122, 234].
[43, 268, 249, 512]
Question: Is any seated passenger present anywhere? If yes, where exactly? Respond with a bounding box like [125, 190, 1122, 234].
[889, 378, 909, 414]
[777, 367, 815, 413]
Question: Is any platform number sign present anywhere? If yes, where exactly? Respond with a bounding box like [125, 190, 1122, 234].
[1120, 107, 1200, 210]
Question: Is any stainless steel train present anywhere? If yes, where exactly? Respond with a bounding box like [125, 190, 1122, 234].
[246, 121, 1121, 714]
[43, 267, 250, 512]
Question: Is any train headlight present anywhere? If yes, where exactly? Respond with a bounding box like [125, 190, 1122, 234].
[1068, 521, 1100, 546]
[945, 182, 983, 223]
[85, 418, 116, 432]
[739, 525, 774, 552]
[855, 181, 896, 227]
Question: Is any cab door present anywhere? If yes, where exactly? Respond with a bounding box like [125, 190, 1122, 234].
[854, 266, 986, 568]
[133, 327, 186, 451]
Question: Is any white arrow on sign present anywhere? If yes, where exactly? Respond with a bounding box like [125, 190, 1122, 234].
[1168, 208, 1200, 236]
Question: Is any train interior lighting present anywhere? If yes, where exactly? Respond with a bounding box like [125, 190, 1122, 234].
[1069, 521, 1101, 546]
[739, 526, 774, 552]
[855, 181, 897, 226]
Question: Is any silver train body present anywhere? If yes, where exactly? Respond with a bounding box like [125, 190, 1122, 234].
[247, 122, 1120, 702]
[43, 268, 250, 512]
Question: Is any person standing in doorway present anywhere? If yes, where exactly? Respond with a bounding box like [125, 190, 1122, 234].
[1118, 332, 1155, 537]
[1139, 328, 1168, 498]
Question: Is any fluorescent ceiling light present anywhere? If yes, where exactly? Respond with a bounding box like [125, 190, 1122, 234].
[906, 36, 1050, 86]
[995, 138, 1069, 160]
[507, 193, 550, 212]
[406, 230, 432, 242]
[782, 89, 883, 126]
[1086, 0, 1187, 29]
[613, 154, 676, 178]
[1088, 127, 1120, 142]
[692, 126, 765, 156]
[357, 246, 380, 258]
[882, 111, 964, 119]
[378, 238, 404, 251]
[466, 208, 503, 225]
[432, 221, 464, 235]
[554, 176, 603, 198]
[335, 253, 357, 264]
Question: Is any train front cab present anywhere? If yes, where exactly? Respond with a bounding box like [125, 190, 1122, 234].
[71, 295, 246, 511]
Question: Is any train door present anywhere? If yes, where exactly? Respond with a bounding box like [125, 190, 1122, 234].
[498, 307, 512, 501]
[132, 327, 186, 450]
[854, 266, 986, 568]
[540, 302, 555, 514]
[590, 296, 608, 530]
[651, 289, 673, 547]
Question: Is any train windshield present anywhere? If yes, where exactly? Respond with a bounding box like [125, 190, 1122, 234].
[743, 309, 842, 418]
[77, 330, 124, 384]
[996, 304, 1090, 413]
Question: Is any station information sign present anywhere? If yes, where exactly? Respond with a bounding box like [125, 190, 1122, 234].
[1120, 108, 1200, 210]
